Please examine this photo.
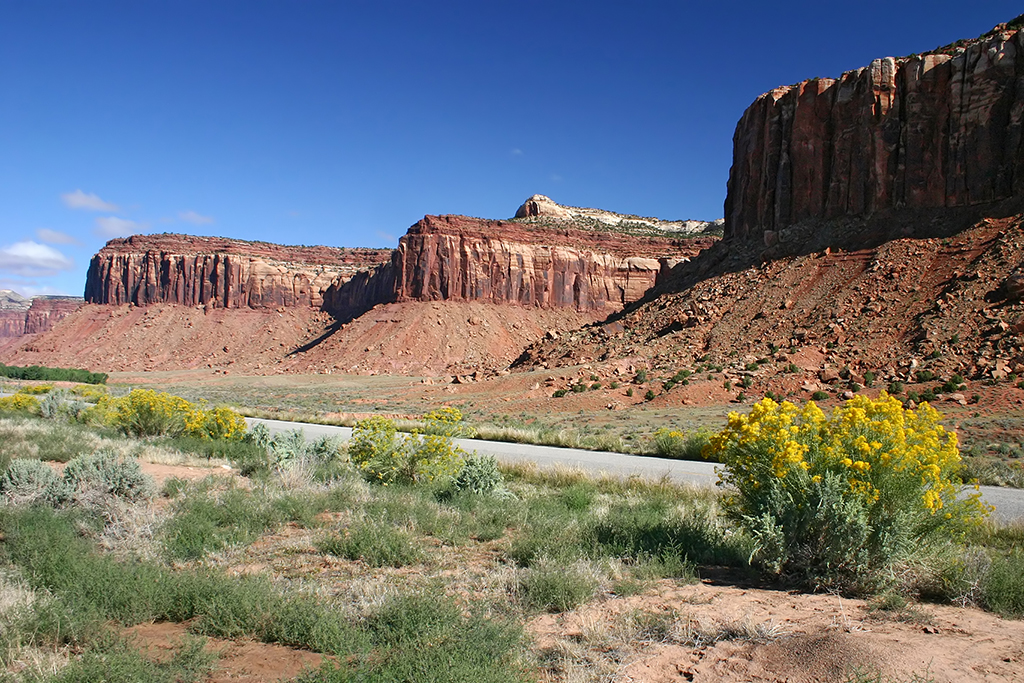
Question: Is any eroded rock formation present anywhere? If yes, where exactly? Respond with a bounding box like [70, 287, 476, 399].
[726, 22, 1024, 244]
[24, 297, 85, 334]
[85, 234, 392, 309]
[324, 213, 716, 319]
[515, 194, 723, 235]
[0, 311, 26, 338]
[0, 292, 82, 338]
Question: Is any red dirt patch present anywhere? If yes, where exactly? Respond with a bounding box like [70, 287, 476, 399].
[125, 621, 324, 682]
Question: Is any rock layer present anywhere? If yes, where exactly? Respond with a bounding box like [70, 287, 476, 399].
[726, 24, 1024, 243]
[85, 234, 392, 309]
[24, 297, 84, 334]
[324, 214, 716, 320]
[515, 194, 723, 235]
[0, 311, 26, 338]
[0, 294, 82, 338]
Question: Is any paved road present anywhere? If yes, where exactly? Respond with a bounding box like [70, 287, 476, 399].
[247, 417, 1024, 523]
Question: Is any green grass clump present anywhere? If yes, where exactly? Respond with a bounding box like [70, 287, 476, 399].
[317, 521, 423, 568]
[162, 483, 342, 561]
[301, 592, 527, 683]
[981, 550, 1024, 617]
[47, 634, 215, 683]
[648, 428, 712, 461]
[518, 559, 598, 613]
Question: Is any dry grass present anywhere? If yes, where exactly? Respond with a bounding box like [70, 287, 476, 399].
[0, 569, 71, 679]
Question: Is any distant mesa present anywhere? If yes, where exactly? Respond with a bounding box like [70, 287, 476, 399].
[0, 292, 84, 340]
[514, 194, 723, 236]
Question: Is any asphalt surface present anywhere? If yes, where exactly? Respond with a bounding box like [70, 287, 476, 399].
[247, 417, 1024, 523]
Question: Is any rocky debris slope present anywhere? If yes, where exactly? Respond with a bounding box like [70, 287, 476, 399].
[517, 215, 1024, 390]
[85, 234, 392, 309]
[727, 18, 1024, 246]
[515, 18, 1024, 413]
[9, 197, 716, 375]
[325, 210, 716, 320]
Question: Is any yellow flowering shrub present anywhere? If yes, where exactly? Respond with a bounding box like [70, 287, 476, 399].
[105, 389, 246, 440]
[70, 384, 108, 401]
[199, 406, 248, 441]
[706, 393, 988, 589]
[421, 406, 476, 438]
[15, 384, 54, 395]
[0, 393, 41, 414]
[350, 414, 466, 485]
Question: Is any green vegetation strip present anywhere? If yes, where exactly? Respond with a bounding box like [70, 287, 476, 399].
[0, 506, 528, 682]
[0, 363, 107, 385]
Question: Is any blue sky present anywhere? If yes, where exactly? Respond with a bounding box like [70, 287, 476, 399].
[2, 1, 1021, 296]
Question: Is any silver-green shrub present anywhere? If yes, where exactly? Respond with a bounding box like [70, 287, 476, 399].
[0, 459, 58, 501]
[61, 450, 154, 502]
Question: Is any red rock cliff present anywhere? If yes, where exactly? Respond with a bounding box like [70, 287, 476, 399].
[85, 234, 392, 309]
[725, 22, 1024, 243]
[324, 214, 715, 318]
[24, 297, 84, 334]
[0, 311, 26, 338]
[0, 295, 82, 338]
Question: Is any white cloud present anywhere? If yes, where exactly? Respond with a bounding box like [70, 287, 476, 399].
[94, 216, 145, 238]
[61, 189, 119, 212]
[375, 230, 396, 244]
[0, 279, 70, 297]
[178, 210, 213, 225]
[36, 228, 81, 245]
[511, 148, 524, 157]
[0, 241, 74, 277]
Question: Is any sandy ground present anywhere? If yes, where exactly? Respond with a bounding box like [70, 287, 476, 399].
[113, 461, 1024, 683]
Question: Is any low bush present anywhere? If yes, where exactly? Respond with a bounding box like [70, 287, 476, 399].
[61, 451, 154, 503]
[649, 428, 713, 461]
[16, 384, 54, 395]
[707, 394, 989, 591]
[317, 521, 423, 568]
[349, 415, 465, 486]
[105, 389, 247, 440]
[518, 558, 598, 613]
[0, 458, 58, 501]
[0, 393, 40, 415]
[443, 454, 507, 497]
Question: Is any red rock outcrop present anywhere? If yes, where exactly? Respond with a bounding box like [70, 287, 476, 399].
[85, 234, 392, 309]
[725, 22, 1024, 244]
[324, 214, 716, 319]
[24, 297, 84, 334]
[0, 311, 26, 338]
[0, 293, 82, 338]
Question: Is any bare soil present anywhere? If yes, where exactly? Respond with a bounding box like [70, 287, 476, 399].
[117, 462, 1022, 683]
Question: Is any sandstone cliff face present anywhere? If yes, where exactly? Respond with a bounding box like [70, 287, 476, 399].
[85, 234, 392, 309]
[24, 297, 84, 334]
[726, 25, 1024, 243]
[0, 291, 30, 338]
[324, 214, 716, 319]
[0, 294, 82, 338]
[0, 311, 26, 338]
